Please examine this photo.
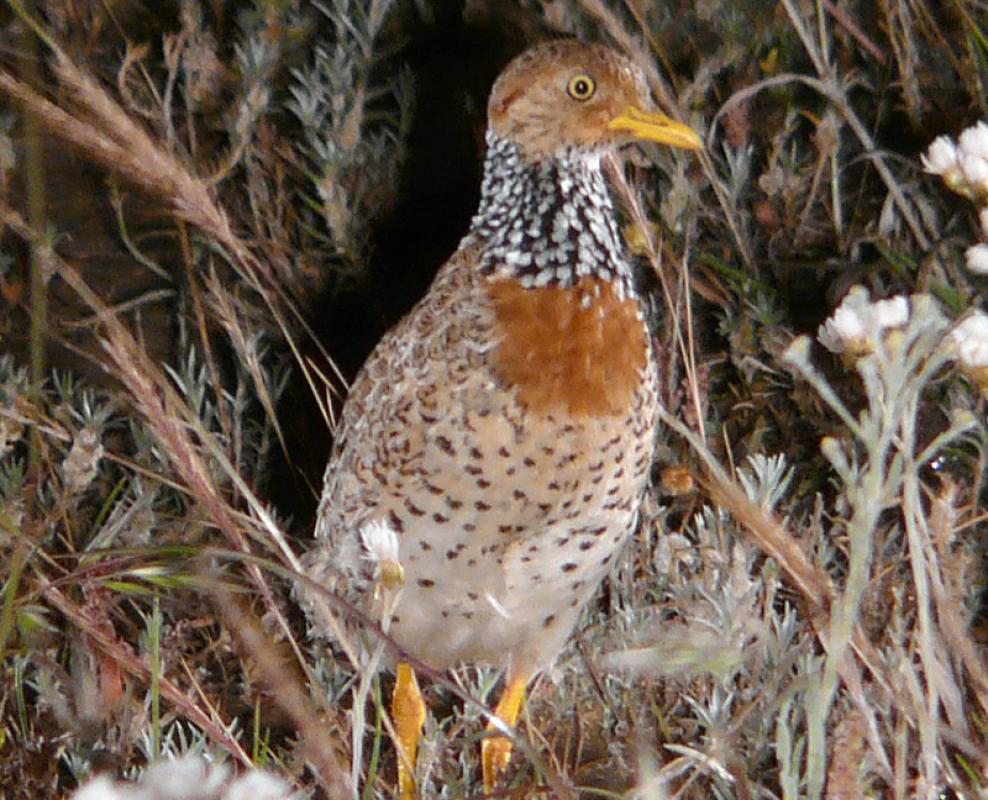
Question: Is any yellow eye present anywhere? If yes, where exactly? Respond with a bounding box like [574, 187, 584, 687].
[566, 74, 596, 101]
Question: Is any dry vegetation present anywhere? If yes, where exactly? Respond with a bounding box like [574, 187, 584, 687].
[1, 0, 988, 798]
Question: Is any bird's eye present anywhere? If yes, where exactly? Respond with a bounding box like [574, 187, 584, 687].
[566, 74, 596, 101]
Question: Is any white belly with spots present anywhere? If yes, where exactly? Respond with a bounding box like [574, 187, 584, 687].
[389, 507, 635, 672]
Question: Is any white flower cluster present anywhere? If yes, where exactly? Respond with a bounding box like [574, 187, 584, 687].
[816, 286, 988, 397]
[922, 122, 988, 275]
[923, 121, 988, 194]
[947, 311, 988, 387]
[71, 757, 294, 800]
[817, 286, 910, 356]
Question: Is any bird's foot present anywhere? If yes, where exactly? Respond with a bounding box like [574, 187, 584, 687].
[482, 733, 514, 793]
[481, 676, 528, 793]
[393, 662, 426, 799]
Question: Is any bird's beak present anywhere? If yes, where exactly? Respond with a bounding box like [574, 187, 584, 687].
[608, 107, 703, 151]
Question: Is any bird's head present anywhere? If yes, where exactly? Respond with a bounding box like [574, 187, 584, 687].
[487, 40, 702, 163]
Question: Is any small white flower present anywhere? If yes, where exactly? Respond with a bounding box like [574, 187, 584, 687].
[69, 759, 295, 800]
[819, 289, 869, 353]
[360, 518, 404, 589]
[71, 758, 230, 800]
[818, 286, 911, 355]
[224, 771, 294, 800]
[871, 296, 910, 328]
[960, 153, 988, 186]
[71, 776, 126, 800]
[966, 243, 988, 275]
[959, 121, 988, 160]
[960, 338, 988, 369]
[824, 304, 865, 342]
[951, 310, 988, 341]
[949, 311, 988, 370]
[922, 135, 958, 175]
[141, 757, 228, 799]
[360, 518, 400, 565]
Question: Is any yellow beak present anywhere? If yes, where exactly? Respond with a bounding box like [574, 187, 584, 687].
[608, 106, 703, 151]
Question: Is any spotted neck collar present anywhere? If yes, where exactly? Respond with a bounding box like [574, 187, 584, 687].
[462, 131, 633, 295]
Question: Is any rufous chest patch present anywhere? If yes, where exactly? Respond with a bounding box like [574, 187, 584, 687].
[488, 277, 649, 418]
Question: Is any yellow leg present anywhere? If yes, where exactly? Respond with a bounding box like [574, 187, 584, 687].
[482, 675, 529, 793]
[393, 662, 426, 799]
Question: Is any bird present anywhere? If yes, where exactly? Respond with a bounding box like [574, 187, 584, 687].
[304, 39, 702, 798]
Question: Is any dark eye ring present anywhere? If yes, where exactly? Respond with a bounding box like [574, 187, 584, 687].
[567, 74, 596, 101]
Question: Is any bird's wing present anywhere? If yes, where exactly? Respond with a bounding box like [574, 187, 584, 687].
[313, 243, 496, 550]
